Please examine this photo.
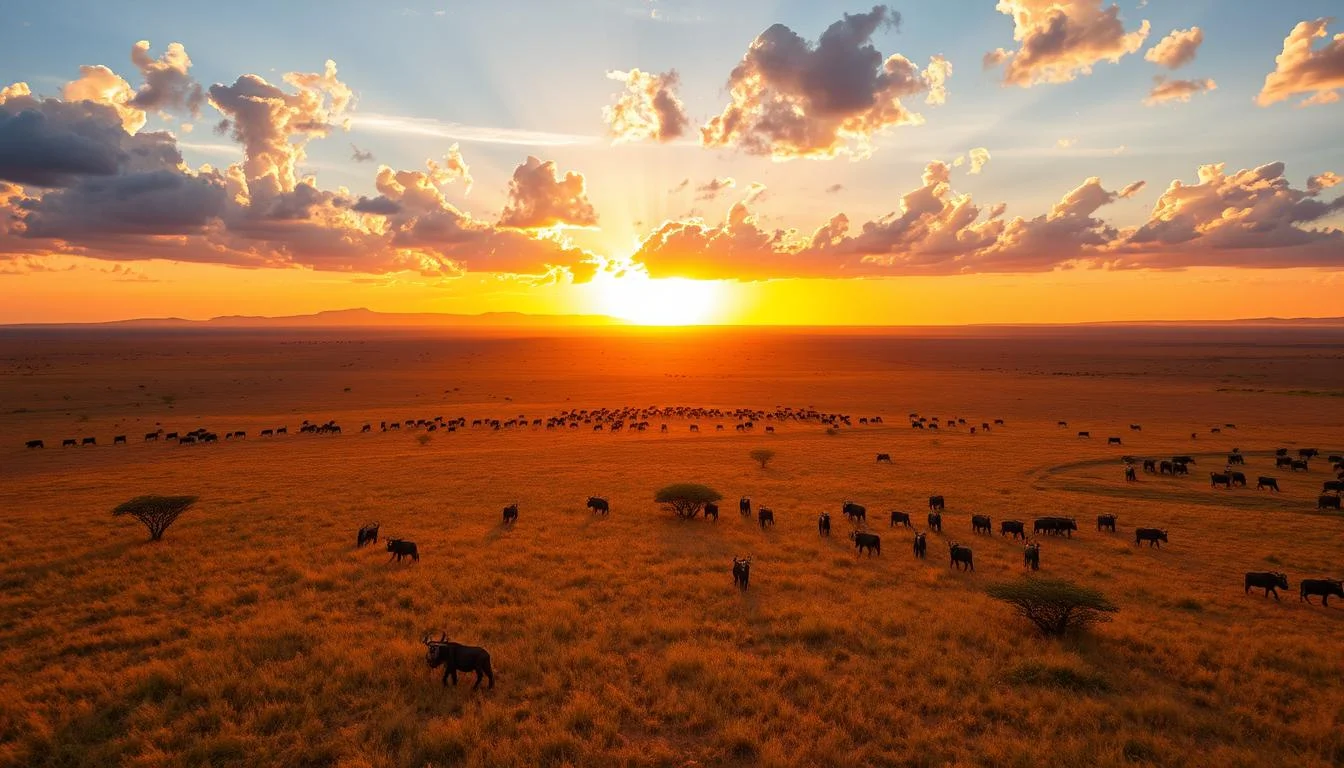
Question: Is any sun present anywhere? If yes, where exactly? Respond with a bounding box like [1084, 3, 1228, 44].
[592, 274, 723, 326]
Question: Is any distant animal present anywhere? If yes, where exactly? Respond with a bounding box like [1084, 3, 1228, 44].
[913, 532, 927, 558]
[1329, 455, 1343, 464]
[586, 496, 610, 515]
[386, 539, 418, 562]
[25, 440, 43, 449]
[704, 502, 719, 521]
[928, 495, 945, 512]
[165, 432, 179, 441]
[927, 511, 942, 532]
[889, 510, 912, 528]
[1129, 424, 1142, 431]
[1108, 437, 1122, 445]
[971, 515, 991, 534]
[502, 503, 519, 524]
[1227, 453, 1244, 465]
[876, 453, 891, 463]
[764, 426, 774, 434]
[260, 429, 273, 437]
[144, 431, 160, 441]
[179, 436, 196, 445]
[949, 543, 974, 571]
[113, 435, 126, 445]
[1228, 471, 1247, 487]
[1244, 572, 1289, 600]
[1024, 542, 1040, 571]
[1160, 460, 1174, 475]
[1318, 495, 1342, 510]
[1000, 520, 1025, 540]
[81, 437, 96, 446]
[739, 497, 751, 515]
[1323, 481, 1344, 494]
[1125, 466, 1137, 482]
[1173, 462, 1189, 476]
[1034, 517, 1077, 537]
[733, 557, 751, 590]
[62, 438, 77, 448]
[994, 419, 1004, 426]
[357, 522, 379, 547]
[1135, 528, 1168, 548]
[1058, 421, 1068, 427]
[1300, 579, 1344, 606]
[1143, 459, 1157, 473]
[818, 512, 831, 536]
[1211, 472, 1231, 489]
[758, 507, 775, 528]
[1097, 514, 1116, 532]
[842, 501, 867, 523]
[850, 531, 880, 556]
[422, 632, 494, 689]
[1173, 456, 1195, 466]
[1275, 448, 1288, 457]
[1290, 460, 1309, 472]
[689, 424, 699, 432]
[1299, 449, 1318, 459]
[1276, 456, 1294, 468]
[1256, 476, 1280, 492]
[1078, 431, 1090, 438]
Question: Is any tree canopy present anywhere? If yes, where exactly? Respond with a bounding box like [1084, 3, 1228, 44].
[654, 484, 723, 519]
[986, 577, 1118, 636]
[112, 495, 198, 541]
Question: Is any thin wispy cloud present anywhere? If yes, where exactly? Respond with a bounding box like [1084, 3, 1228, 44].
[351, 113, 601, 147]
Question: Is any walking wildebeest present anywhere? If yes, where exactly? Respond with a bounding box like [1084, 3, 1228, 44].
[1211, 472, 1231, 489]
[357, 522, 379, 547]
[82, 437, 96, 446]
[733, 557, 751, 590]
[850, 531, 880, 556]
[927, 511, 942, 532]
[1299, 448, 1318, 459]
[1078, 431, 1090, 438]
[422, 632, 494, 689]
[842, 501, 867, 523]
[928, 495, 945, 512]
[62, 438, 77, 447]
[1275, 448, 1288, 457]
[387, 539, 418, 562]
[25, 439, 43, 449]
[1300, 579, 1344, 606]
[1318, 495, 1342, 510]
[758, 507, 775, 528]
[1143, 459, 1157, 474]
[1097, 514, 1116, 532]
[1173, 456, 1195, 466]
[1034, 517, 1077, 537]
[971, 515, 991, 534]
[1330, 454, 1344, 464]
[1135, 528, 1168, 548]
[586, 496, 610, 515]
[1256, 476, 1280, 491]
[1227, 453, 1244, 465]
[949, 543, 974, 571]
[1323, 481, 1344, 494]
[144, 431, 160, 441]
[1275, 456, 1294, 468]
[1228, 471, 1247, 487]
[1058, 421, 1068, 427]
[1244, 572, 1289, 600]
[1108, 437, 1122, 445]
[704, 503, 719, 521]
[1173, 462, 1189, 476]
[889, 510, 912, 528]
[1130, 424, 1142, 431]
[1160, 460, 1174, 475]
[876, 453, 891, 463]
[739, 497, 751, 516]
[1000, 520, 1025, 540]
[1290, 460, 1309, 472]
[1125, 466, 1137, 482]
[913, 532, 927, 559]
[1024, 542, 1040, 571]
[113, 435, 126, 445]
[502, 503, 519, 524]
[818, 512, 831, 536]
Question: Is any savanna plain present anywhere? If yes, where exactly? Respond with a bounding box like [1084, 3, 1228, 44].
[1, 326, 1342, 768]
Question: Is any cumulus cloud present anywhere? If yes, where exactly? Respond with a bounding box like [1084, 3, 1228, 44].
[1307, 171, 1340, 195]
[128, 41, 204, 116]
[695, 177, 736, 200]
[989, 0, 1150, 87]
[350, 144, 374, 162]
[1118, 180, 1146, 198]
[631, 200, 798, 280]
[1145, 76, 1216, 105]
[1144, 27, 1203, 69]
[1257, 18, 1344, 107]
[700, 5, 950, 159]
[498, 156, 598, 229]
[61, 65, 145, 133]
[604, 68, 690, 143]
[968, 147, 991, 174]
[441, 143, 472, 193]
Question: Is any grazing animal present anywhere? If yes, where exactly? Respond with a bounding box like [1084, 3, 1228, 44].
[1058, 421, 1068, 427]
[1276, 456, 1293, 468]
[1318, 495, 1342, 510]
[732, 557, 751, 590]
[82, 437, 96, 446]
[25, 439, 43, 449]
[1108, 437, 1122, 445]
[1299, 448, 1318, 459]
[1130, 424, 1142, 431]
[913, 532, 927, 559]
[1125, 466, 1137, 482]
[1173, 456, 1196, 466]
[1275, 448, 1288, 457]
[1033, 517, 1077, 537]
[971, 514, 991, 534]
[818, 512, 831, 536]
[850, 531, 881, 556]
[949, 543, 974, 571]
[876, 453, 891, 463]
[927, 511, 942, 532]
[1300, 579, 1344, 606]
[113, 435, 126, 445]
[386, 539, 419, 562]
[144, 431, 160, 441]
[704, 503, 719, 521]
[842, 501, 867, 523]
[1227, 453, 1244, 465]
[1329, 454, 1343, 464]
[502, 503, 519, 524]
[1024, 542, 1040, 571]
[1228, 471, 1247, 487]
[758, 507, 775, 528]
[586, 496, 610, 515]
[1173, 462, 1189, 476]
[1160, 460, 1174, 475]
[61, 438, 77, 448]
[1211, 472, 1231, 489]
[260, 429, 273, 437]
[1000, 520, 1025, 540]
[1135, 528, 1168, 548]
[928, 495, 945, 512]
[1078, 431, 1090, 438]
[1322, 481, 1344, 494]
[180, 436, 196, 445]
[1290, 460, 1309, 472]
[889, 510, 912, 528]
[1097, 514, 1116, 532]
[1143, 459, 1157, 473]
[1244, 572, 1289, 600]
[739, 497, 751, 515]
[357, 522, 380, 547]
[422, 633, 494, 689]
[1256, 476, 1280, 492]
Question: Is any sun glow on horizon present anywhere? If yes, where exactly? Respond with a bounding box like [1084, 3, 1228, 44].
[590, 274, 724, 326]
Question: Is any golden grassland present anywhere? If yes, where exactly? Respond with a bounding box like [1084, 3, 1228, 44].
[1, 328, 1342, 767]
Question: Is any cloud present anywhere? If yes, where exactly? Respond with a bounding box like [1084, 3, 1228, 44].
[1056, 137, 1076, 148]
[670, 178, 690, 193]
[968, 147, 991, 174]
[1145, 76, 1216, 105]
[1307, 171, 1340, 195]
[695, 176, 736, 200]
[0, 97, 130, 186]
[1118, 180, 1146, 198]
[1257, 18, 1344, 107]
[700, 5, 949, 159]
[989, 0, 1150, 87]
[350, 144, 374, 162]
[498, 156, 598, 229]
[604, 68, 690, 143]
[128, 41, 204, 116]
[1144, 27, 1203, 69]
[631, 201, 798, 280]
[825, 183, 844, 193]
[350, 113, 598, 147]
[442, 143, 472, 193]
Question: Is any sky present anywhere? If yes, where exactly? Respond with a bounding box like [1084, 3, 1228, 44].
[1, 0, 1342, 325]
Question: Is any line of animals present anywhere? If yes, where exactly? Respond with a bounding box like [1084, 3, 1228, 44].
[1116, 448, 1344, 510]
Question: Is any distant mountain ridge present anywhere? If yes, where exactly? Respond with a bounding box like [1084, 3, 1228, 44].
[3, 308, 623, 329]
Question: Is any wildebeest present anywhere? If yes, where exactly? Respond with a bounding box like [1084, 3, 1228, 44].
[1211, 472, 1231, 488]
[1097, 514, 1116, 532]
[928, 495, 945, 512]
[387, 539, 419, 562]
[1024, 542, 1040, 571]
[1000, 520, 1025, 540]
[180, 436, 196, 445]
[1227, 453, 1244, 465]
[1256, 476, 1280, 491]
[1129, 424, 1142, 431]
[850, 530, 880, 556]
[913, 532, 927, 559]
[1276, 456, 1294, 468]
[842, 501, 867, 523]
[113, 435, 126, 445]
[1057, 420, 1068, 427]
[1173, 462, 1189, 476]
[1160, 460, 1174, 475]
[1125, 466, 1137, 482]
[1299, 579, 1344, 606]
[875, 453, 892, 463]
[739, 497, 751, 515]
[1323, 481, 1344, 494]
[1299, 448, 1318, 459]
[260, 429, 273, 437]
[949, 543, 974, 571]
[971, 514, 991, 534]
[1291, 460, 1309, 472]
[1244, 572, 1289, 600]
[704, 503, 719, 521]
[889, 510, 912, 528]
[25, 439, 43, 449]
[1228, 471, 1247, 487]
[357, 522, 379, 547]
[62, 438, 77, 447]
[82, 437, 96, 446]
[733, 557, 751, 590]
[1318, 495, 1342, 510]
[1034, 517, 1077, 537]
[422, 632, 494, 689]
[144, 431, 160, 441]
[818, 512, 831, 536]
[1108, 437, 1122, 445]
[1143, 459, 1157, 474]
[586, 496, 610, 515]
[758, 507, 775, 528]
[1078, 431, 1090, 438]
[502, 503, 519, 524]
[1173, 456, 1195, 466]
[1135, 528, 1168, 548]
[1330, 454, 1344, 464]
[927, 511, 942, 532]
[1275, 448, 1289, 457]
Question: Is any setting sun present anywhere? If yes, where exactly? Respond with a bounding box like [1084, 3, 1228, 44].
[592, 274, 724, 326]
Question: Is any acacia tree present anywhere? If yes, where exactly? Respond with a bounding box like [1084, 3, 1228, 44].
[654, 484, 723, 520]
[750, 449, 776, 469]
[112, 495, 198, 541]
[986, 577, 1118, 636]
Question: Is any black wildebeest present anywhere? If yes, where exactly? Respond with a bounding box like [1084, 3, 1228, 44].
[876, 453, 891, 463]
[387, 539, 418, 562]
[1097, 514, 1117, 532]
[1135, 528, 1168, 548]
[949, 543, 974, 571]
[1275, 456, 1294, 469]
[704, 502, 719, 521]
[733, 557, 751, 590]
[1108, 437, 1122, 445]
[818, 512, 831, 536]
[1129, 424, 1142, 431]
[1257, 476, 1280, 491]
[889, 510, 912, 529]
[357, 522, 380, 547]
[1058, 420, 1068, 427]
[260, 429, 273, 437]
[1275, 448, 1288, 457]
[62, 438, 77, 447]
[422, 632, 494, 689]
[1211, 472, 1231, 489]
[1078, 431, 1090, 438]
[1329, 454, 1344, 464]
[502, 503, 519, 524]
[1000, 520, 1026, 540]
[1291, 459, 1309, 472]
[1323, 480, 1344, 494]
[758, 507, 775, 528]
[971, 514, 991, 534]
[928, 495, 945, 512]
[113, 435, 126, 445]
[82, 437, 96, 446]
[1227, 453, 1245, 465]
[26, 439, 43, 449]
[927, 511, 942, 532]
[1034, 517, 1077, 537]
[1173, 455, 1195, 466]
[1173, 462, 1189, 476]
[1244, 572, 1289, 600]
[1318, 495, 1342, 510]
[842, 500, 867, 523]
[586, 496, 610, 515]
[1125, 466, 1137, 482]
[1300, 579, 1344, 606]
[1228, 471, 1247, 487]
[1143, 459, 1157, 474]
[739, 497, 751, 516]
[850, 531, 880, 556]
[1299, 448, 1318, 459]
[1160, 460, 1174, 475]
[1024, 542, 1040, 571]
[913, 532, 927, 559]
[144, 430, 160, 441]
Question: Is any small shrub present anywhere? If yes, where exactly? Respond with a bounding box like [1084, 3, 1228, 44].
[986, 577, 1118, 636]
[654, 483, 723, 519]
[416, 434, 432, 446]
[750, 449, 776, 469]
[112, 495, 198, 541]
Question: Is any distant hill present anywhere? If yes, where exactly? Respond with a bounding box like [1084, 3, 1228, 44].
[2, 308, 623, 329]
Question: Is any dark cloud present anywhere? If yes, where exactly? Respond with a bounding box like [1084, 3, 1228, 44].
[127, 41, 204, 116]
[498, 156, 598, 229]
[695, 177, 736, 200]
[989, 0, 1150, 87]
[351, 144, 374, 162]
[0, 100, 125, 187]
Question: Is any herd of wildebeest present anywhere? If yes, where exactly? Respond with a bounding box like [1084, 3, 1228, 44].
[19, 406, 1344, 689]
